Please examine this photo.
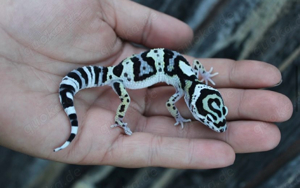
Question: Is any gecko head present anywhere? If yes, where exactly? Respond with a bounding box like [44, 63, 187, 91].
[188, 84, 228, 132]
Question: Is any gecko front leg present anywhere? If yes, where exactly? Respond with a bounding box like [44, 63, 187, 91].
[193, 60, 218, 85]
[111, 81, 133, 135]
[166, 89, 191, 128]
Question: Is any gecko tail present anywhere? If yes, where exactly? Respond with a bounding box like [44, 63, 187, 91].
[54, 125, 78, 152]
[55, 75, 79, 152]
[54, 66, 106, 152]
[54, 91, 78, 152]
[54, 141, 70, 152]
[53, 119, 78, 152]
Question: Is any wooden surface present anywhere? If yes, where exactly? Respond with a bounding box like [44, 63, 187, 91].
[1, 0, 299, 187]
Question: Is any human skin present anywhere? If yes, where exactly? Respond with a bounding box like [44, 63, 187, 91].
[0, 0, 293, 168]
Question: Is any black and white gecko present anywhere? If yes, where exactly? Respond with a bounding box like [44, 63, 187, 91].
[54, 48, 228, 152]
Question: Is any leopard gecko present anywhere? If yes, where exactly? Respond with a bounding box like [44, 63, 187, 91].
[54, 48, 228, 152]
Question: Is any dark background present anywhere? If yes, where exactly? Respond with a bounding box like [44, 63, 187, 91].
[1, 0, 300, 187]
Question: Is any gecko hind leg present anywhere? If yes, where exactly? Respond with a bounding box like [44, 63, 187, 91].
[166, 89, 191, 129]
[111, 81, 133, 135]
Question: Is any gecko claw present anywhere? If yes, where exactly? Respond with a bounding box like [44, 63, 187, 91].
[174, 117, 191, 129]
[200, 67, 218, 85]
[111, 124, 118, 128]
[124, 127, 132, 135]
[111, 122, 133, 135]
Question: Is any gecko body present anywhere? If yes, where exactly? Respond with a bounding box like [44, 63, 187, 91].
[54, 48, 228, 152]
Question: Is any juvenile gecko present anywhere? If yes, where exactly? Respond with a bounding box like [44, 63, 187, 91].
[54, 48, 228, 152]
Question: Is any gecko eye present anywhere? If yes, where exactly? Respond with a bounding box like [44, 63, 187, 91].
[222, 106, 228, 116]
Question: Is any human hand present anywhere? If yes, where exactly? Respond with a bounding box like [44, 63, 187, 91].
[0, 0, 292, 168]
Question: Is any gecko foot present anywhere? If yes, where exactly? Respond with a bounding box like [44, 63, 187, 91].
[200, 67, 218, 85]
[111, 121, 133, 135]
[174, 116, 191, 129]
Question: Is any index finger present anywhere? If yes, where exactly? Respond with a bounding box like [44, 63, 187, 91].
[105, 0, 193, 49]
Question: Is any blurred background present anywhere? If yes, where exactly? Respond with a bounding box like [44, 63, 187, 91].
[1, 0, 299, 187]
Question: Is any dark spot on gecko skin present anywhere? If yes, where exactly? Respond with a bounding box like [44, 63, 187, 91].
[86, 67, 93, 80]
[66, 72, 82, 89]
[93, 66, 101, 86]
[109, 75, 112, 79]
[125, 94, 128, 97]
[158, 68, 162, 72]
[113, 63, 124, 77]
[101, 67, 108, 83]
[113, 82, 122, 96]
[68, 114, 77, 120]
[127, 99, 130, 103]
[172, 106, 176, 110]
[60, 84, 75, 94]
[71, 120, 78, 127]
[132, 52, 156, 81]
[67, 133, 76, 142]
[127, 78, 131, 81]
[118, 115, 124, 118]
[154, 49, 158, 53]
[120, 105, 126, 112]
[77, 67, 89, 86]
[206, 115, 213, 122]
[124, 73, 128, 77]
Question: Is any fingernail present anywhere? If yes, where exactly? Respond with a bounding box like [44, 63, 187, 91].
[273, 79, 282, 87]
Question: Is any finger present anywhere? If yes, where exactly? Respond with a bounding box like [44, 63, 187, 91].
[136, 116, 280, 153]
[102, 133, 235, 169]
[222, 121, 280, 153]
[221, 89, 293, 121]
[107, 0, 193, 49]
[144, 87, 292, 122]
[184, 58, 282, 88]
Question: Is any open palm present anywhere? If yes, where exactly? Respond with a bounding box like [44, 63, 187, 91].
[0, 0, 292, 168]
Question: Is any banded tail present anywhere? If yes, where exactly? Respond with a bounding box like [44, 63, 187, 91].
[54, 66, 108, 152]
